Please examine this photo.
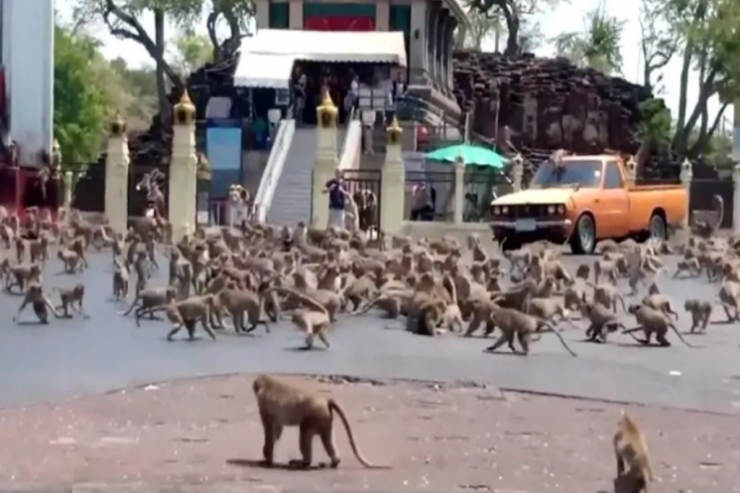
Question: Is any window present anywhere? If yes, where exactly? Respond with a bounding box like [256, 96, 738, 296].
[603, 161, 623, 189]
[529, 160, 601, 188]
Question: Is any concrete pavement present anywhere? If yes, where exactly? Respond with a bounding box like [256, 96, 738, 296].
[0, 252, 738, 414]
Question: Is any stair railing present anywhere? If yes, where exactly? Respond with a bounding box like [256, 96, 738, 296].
[254, 108, 296, 224]
[339, 107, 362, 171]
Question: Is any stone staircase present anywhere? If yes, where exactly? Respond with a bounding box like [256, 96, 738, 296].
[265, 126, 345, 226]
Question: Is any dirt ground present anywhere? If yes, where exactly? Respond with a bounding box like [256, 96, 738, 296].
[0, 374, 737, 492]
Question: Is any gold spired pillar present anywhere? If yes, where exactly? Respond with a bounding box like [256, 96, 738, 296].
[380, 116, 405, 234]
[169, 91, 198, 242]
[311, 93, 339, 228]
[105, 113, 130, 233]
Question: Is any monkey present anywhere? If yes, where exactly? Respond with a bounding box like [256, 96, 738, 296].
[613, 411, 653, 492]
[684, 299, 712, 333]
[502, 247, 531, 277]
[408, 297, 447, 336]
[673, 257, 702, 279]
[133, 250, 150, 296]
[28, 235, 49, 264]
[160, 294, 219, 341]
[217, 286, 271, 334]
[641, 293, 679, 321]
[580, 302, 627, 343]
[463, 298, 500, 337]
[252, 374, 386, 469]
[112, 260, 129, 300]
[623, 304, 694, 348]
[691, 194, 724, 239]
[527, 297, 570, 325]
[589, 282, 627, 314]
[15, 237, 26, 264]
[145, 235, 159, 271]
[574, 263, 590, 281]
[267, 287, 332, 350]
[53, 283, 88, 318]
[57, 249, 83, 274]
[5, 263, 42, 293]
[483, 305, 577, 357]
[718, 280, 740, 322]
[12, 283, 62, 324]
[594, 259, 618, 284]
[491, 280, 535, 312]
[119, 286, 178, 322]
[70, 236, 89, 269]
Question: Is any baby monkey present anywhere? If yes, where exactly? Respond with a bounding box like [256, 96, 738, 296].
[13, 283, 62, 324]
[684, 299, 712, 333]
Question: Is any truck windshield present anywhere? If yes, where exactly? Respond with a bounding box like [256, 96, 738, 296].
[529, 160, 602, 188]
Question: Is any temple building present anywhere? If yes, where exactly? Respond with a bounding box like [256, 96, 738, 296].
[251, 0, 468, 116]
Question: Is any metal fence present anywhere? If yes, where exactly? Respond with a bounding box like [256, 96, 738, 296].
[342, 169, 382, 232]
[463, 170, 513, 222]
[405, 170, 455, 221]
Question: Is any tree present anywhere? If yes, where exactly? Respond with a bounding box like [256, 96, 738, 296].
[54, 26, 111, 165]
[169, 32, 213, 74]
[638, 0, 680, 93]
[553, 8, 624, 74]
[643, 0, 740, 154]
[466, 0, 564, 55]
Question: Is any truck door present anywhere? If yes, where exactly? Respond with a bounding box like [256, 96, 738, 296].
[599, 160, 630, 237]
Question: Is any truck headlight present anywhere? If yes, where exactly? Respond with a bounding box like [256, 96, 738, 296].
[493, 207, 501, 215]
[547, 205, 555, 215]
[556, 205, 565, 214]
[502, 206, 509, 214]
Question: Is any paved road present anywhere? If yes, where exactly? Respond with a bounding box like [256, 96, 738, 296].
[1, 250, 739, 414]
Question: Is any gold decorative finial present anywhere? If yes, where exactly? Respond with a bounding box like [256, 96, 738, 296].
[174, 89, 196, 126]
[110, 113, 127, 138]
[386, 116, 403, 145]
[317, 91, 338, 129]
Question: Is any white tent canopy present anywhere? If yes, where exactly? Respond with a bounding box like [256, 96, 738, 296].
[233, 29, 407, 89]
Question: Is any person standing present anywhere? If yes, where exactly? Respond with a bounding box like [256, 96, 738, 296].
[294, 73, 306, 126]
[323, 169, 348, 229]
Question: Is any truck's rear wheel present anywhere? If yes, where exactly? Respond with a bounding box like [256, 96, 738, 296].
[648, 213, 667, 241]
[570, 214, 596, 254]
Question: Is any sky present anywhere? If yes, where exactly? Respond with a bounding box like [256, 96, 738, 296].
[57, 0, 730, 130]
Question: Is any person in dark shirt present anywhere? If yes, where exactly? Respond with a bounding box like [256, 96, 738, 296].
[323, 169, 348, 229]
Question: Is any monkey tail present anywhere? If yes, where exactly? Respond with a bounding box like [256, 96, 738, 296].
[328, 400, 388, 469]
[615, 294, 627, 313]
[265, 286, 327, 315]
[442, 274, 458, 305]
[539, 323, 578, 357]
[669, 323, 696, 348]
[352, 291, 384, 315]
[118, 296, 140, 316]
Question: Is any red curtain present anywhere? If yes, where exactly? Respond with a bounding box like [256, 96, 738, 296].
[304, 16, 375, 31]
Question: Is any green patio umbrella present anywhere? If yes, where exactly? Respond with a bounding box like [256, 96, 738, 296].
[425, 144, 508, 168]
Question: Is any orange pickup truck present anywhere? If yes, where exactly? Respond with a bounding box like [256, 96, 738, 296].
[489, 154, 687, 254]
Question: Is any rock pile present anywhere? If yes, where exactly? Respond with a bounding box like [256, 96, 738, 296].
[452, 51, 683, 179]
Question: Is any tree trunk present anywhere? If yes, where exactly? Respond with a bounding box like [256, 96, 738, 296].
[154, 8, 168, 135]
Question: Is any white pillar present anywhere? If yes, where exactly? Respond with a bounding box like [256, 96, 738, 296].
[625, 156, 637, 187]
[511, 154, 524, 192]
[311, 94, 339, 229]
[733, 164, 740, 234]
[453, 156, 464, 224]
[169, 92, 198, 242]
[380, 117, 405, 234]
[680, 158, 693, 230]
[105, 115, 130, 234]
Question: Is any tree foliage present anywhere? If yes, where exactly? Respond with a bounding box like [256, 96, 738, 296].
[169, 32, 213, 75]
[54, 26, 111, 165]
[553, 9, 624, 74]
[466, 0, 561, 55]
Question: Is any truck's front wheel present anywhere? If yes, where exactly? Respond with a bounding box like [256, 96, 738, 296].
[570, 214, 596, 254]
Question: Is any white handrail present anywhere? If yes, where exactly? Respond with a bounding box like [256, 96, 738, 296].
[254, 118, 295, 223]
[339, 119, 362, 170]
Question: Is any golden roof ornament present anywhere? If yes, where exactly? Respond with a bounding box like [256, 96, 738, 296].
[386, 116, 403, 145]
[174, 90, 196, 126]
[317, 92, 338, 128]
[109, 113, 127, 137]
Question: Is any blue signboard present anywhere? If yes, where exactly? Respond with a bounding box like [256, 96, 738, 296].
[206, 125, 242, 198]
